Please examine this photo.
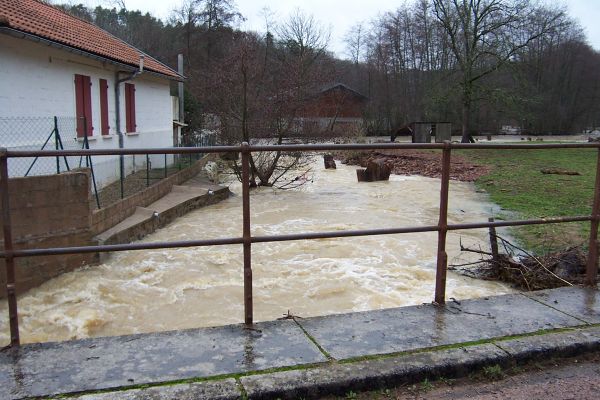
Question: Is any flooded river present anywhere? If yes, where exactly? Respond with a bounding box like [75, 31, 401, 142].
[0, 160, 514, 345]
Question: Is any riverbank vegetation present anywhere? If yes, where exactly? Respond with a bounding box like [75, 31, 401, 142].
[462, 148, 596, 253]
[340, 147, 596, 254]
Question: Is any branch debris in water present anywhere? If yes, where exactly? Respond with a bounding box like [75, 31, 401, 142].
[452, 236, 590, 290]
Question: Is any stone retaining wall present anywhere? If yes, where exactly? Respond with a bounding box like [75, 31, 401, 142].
[0, 171, 93, 298]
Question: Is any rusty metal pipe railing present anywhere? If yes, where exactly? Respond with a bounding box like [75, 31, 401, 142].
[241, 143, 253, 325]
[2, 238, 245, 258]
[0, 217, 593, 259]
[586, 148, 600, 285]
[5, 141, 600, 159]
[435, 144, 452, 304]
[251, 226, 441, 243]
[447, 216, 593, 231]
[0, 149, 20, 346]
[2, 142, 600, 347]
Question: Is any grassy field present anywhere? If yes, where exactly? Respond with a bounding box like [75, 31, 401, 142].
[460, 147, 598, 253]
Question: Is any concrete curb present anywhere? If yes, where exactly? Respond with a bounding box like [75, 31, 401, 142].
[72, 326, 600, 400]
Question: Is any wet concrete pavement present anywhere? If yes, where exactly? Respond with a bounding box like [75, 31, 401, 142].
[1, 287, 599, 399]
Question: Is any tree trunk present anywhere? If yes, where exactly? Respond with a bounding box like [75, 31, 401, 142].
[461, 100, 471, 143]
[461, 81, 473, 143]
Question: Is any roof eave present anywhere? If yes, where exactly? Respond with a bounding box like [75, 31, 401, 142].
[0, 27, 184, 82]
[321, 83, 369, 100]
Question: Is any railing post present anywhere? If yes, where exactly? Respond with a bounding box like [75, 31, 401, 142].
[435, 142, 452, 305]
[1, 148, 20, 346]
[586, 148, 600, 287]
[241, 142, 253, 325]
[146, 154, 150, 187]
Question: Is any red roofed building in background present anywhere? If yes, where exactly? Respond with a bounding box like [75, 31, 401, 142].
[0, 0, 184, 187]
[295, 83, 368, 137]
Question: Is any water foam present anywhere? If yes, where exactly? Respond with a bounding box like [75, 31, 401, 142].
[0, 160, 513, 345]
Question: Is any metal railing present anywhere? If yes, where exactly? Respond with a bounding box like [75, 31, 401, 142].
[1, 142, 599, 347]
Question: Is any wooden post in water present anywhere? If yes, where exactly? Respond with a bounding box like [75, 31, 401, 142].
[435, 142, 451, 305]
[241, 142, 253, 325]
[489, 217, 499, 263]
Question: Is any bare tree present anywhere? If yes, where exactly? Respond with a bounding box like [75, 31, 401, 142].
[277, 9, 330, 59]
[345, 22, 365, 65]
[204, 9, 332, 188]
[171, 0, 202, 70]
[431, 0, 565, 142]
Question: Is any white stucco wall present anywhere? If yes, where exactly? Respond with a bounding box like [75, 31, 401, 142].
[0, 34, 177, 188]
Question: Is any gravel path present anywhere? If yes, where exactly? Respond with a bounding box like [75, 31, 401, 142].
[324, 352, 600, 400]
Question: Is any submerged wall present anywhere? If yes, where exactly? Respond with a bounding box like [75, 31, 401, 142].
[90, 158, 208, 235]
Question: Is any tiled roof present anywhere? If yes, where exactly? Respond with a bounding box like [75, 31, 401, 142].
[0, 0, 181, 80]
[321, 83, 368, 100]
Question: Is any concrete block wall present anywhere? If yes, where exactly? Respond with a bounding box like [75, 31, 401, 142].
[0, 171, 93, 298]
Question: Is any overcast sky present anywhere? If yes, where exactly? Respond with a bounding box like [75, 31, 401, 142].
[72, 0, 600, 58]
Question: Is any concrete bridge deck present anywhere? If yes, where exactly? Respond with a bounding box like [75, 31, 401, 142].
[1, 286, 599, 399]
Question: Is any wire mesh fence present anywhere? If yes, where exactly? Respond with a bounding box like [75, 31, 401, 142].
[0, 116, 80, 178]
[1, 117, 219, 209]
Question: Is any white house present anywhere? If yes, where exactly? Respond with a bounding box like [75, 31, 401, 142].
[0, 0, 184, 188]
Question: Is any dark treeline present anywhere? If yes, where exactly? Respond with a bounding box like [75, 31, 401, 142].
[342, 0, 600, 140]
[56, 0, 600, 141]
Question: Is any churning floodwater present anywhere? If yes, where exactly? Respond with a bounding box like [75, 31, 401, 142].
[0, 159, 514, 345]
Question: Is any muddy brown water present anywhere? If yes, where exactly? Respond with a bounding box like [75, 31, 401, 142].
[0, 160, 514, 345]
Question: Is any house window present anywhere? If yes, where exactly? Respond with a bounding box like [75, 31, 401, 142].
[125, 83, 136, 133]
[74, 74, 93, 137]
[99, 79, 110, 135]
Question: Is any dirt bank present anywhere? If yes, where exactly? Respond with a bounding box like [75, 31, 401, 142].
[339, 150, 490, 182]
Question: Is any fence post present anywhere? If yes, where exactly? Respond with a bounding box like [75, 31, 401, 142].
[120, 157, 124, 199]
[146, 154, 150, 187]
[241, 142, 253, 325]
[81, 119, 101, 209]
[1, 148, 20, 346]
[164, 154, 168, 178]
[586, 148, 600, 286]
[435, 142, 452, 305]
[54, 116, 60, 174]
[488, 217, 499, 263]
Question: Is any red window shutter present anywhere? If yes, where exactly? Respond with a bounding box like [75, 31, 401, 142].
[74, 74, 93, 137]
[99, 79, 109, 135]
[75, 75, 85, 137]
[125, 83, 136, 133]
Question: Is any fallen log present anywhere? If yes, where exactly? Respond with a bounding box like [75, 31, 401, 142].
[541, 168, 580, 176]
